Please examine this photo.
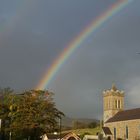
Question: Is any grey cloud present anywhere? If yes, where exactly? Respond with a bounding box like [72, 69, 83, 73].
[0, 0, 140, 119]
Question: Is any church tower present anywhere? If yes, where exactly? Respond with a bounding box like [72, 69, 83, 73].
[103, 84, 124, 123]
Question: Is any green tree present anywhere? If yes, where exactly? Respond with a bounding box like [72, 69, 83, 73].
[0, 88, 64, 140]
[0, 87, 14, 140]
[88, 122, 98, 128]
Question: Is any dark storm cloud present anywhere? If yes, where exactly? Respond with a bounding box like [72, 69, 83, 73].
[48, 1, 140, 118]
[0, 0, 140, 119]
[0, 0, 115, 89]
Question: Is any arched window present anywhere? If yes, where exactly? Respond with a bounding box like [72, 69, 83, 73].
[126, 126, 128, 139]
[115, 100, 117, 109]
[114, 127, 116, 140]
[118, 100, 120, 109]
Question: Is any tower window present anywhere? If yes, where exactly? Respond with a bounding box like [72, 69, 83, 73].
[118, 100, 120, 109]
[115, 100, 117, 109]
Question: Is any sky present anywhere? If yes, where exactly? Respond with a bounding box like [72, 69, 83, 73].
[0, 0, 140, 119]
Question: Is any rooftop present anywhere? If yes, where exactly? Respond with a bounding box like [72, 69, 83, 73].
[106, 108, 140, 123]
[102, 127, 112, 135]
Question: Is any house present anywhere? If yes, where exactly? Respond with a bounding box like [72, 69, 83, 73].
[103, 84, 140, 140]
[102, 127, 112, 139]
[41, 132, 81, 140]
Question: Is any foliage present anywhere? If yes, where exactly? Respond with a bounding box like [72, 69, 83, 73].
[0, 88, 64, 140]
[72, 120, 99, 129]
[0, 87, 14, 139]
[88, 122, 98, 128]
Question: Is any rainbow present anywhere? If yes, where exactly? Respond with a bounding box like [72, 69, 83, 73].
[36, 0, 131, 90]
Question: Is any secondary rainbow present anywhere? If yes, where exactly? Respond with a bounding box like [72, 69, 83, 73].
[36, 0, 131, 90]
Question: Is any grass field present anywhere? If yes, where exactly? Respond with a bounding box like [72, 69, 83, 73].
[62, 126, 101, 136]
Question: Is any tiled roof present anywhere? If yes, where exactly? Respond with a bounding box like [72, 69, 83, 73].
[102, 127, 112, 135]
[106, 108, 140, 123]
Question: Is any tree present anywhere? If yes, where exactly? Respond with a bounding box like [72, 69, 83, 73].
[88, 122, 98, 128]
[0, 88, 64, 140]
[0, 88, 15, 139]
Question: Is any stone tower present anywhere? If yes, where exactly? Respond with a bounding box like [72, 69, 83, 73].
[103, 84, 124, 123]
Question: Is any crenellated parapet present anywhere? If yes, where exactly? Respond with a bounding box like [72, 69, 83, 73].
[103, 90, 124, 97]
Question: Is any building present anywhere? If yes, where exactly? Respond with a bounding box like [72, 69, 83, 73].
[103, 84, 124, 123]
[41, 132, 81, 140]
[102, 127, 112, 139]
[103, 84, 140, 140]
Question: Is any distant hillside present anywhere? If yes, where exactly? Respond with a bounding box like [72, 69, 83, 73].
[61, 116, 99, 129]
[62, 127, 101, 136]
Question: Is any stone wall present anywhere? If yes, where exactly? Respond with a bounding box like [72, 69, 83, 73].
[105, 119, 140, 140]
